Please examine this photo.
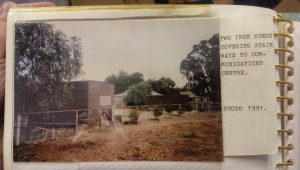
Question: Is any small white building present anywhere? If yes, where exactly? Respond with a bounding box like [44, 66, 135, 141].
[113, 90, 129, 108]
[180, 91, 211, 111]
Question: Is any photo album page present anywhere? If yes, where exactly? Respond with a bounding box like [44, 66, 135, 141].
[4, 5, 278, 170]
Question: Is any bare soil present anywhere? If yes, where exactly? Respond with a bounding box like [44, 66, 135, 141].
[14, 112, 223, 162]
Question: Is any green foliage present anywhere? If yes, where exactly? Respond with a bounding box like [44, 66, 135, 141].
[181, 104, 193, 112]
[15, 23, 83, 113]
[105, 71, 144, 94]
[180, 34, 221, 103]
[164, 104, 174, 113]
[153, 105, 164, 118]
[129, 109, 139, 124]
[177, 104, 192, 115]
[182, 131, 198, 139]
[125, 81, 152, 106]
[148, 77, 178, 95]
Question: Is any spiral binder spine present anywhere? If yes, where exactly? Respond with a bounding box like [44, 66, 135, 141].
[274, 14, 294, 168]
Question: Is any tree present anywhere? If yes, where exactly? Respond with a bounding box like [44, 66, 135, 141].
[105, 71, 144, 94]
[125, 81, 152, 106]
[180, 34, 220, 102]
[15, 23, 83, 113]
[148, 77, 178, 95]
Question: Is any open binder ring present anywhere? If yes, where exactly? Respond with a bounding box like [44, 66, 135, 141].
[276, 159, 294, 167]
[274, 33, 294, 47]
[275, 48, 294, 62]
[277, 129, 293, 136]
[277, 112, 294, 120]
[275, 64, 294, 76]
[276, 80, 293, 91]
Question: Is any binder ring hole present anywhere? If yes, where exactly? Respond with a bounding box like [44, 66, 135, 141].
[288, 70, 294, 76]
[288, 55, 294, 62]
[287, 84, 293, 91]
[288, 99, 293, 105]
[287, 129, 293, 136]
[288, 115, 293, 121]
[287, 40, 294, 47]
[287, 144, 294, 150]
[287, 26, 294, 34]
[287, 159, 294, 165]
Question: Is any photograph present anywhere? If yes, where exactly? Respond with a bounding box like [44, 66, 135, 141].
[13, 17, 223, 162]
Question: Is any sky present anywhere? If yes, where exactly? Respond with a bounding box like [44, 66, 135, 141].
[50, 17, 218, 88]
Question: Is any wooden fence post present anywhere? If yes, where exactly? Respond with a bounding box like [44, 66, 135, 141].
[99, 110, 102, 127]
[76, 110, 79, 133]
[16, 114, 21, 146]
[52, 127, 55, 140]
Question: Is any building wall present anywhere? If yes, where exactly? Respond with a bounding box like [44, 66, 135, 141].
[65, 80, 115, 109]
[145, 95, 189, 105]
[71, 81, 89, 109]
[87, 81, 114, 108]
[32, 81, 114, 127]
[87, 81, 114, 123]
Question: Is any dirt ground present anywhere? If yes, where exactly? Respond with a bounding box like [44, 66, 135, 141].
[14, 111, 223, 162]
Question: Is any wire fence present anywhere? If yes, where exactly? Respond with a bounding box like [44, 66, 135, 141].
[14, 102, 221, 145]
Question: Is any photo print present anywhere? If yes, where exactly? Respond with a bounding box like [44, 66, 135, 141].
[13, 18, 222, 162]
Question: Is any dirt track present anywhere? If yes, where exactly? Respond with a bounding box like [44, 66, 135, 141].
[14, 112, 223, 162]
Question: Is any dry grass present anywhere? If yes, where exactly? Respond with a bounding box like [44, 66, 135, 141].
[14, 111, 223, 162]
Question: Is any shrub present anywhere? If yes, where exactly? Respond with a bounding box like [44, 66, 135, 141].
[178, 104, 193, 115]
[153, 105, 164, 119]
[182, 131, 198, 138]
[178, 108, 185, 115]
[164, 104, 173, 113]
[129, 109, 139, 124]
[182, 104, 193, 112]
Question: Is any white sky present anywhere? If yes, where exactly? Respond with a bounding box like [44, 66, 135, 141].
[50, 18, 218, 88]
